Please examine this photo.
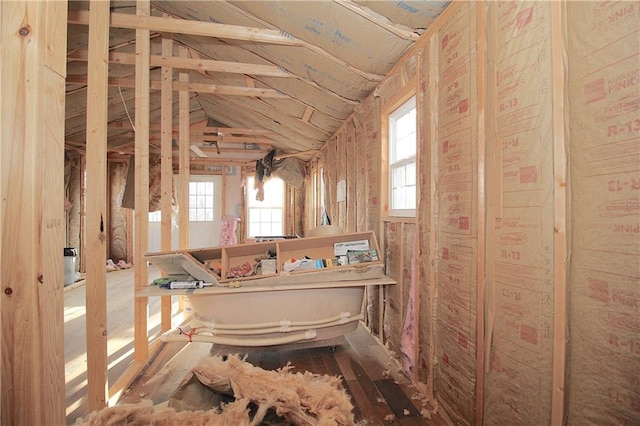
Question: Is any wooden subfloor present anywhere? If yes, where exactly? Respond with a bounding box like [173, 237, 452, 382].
[65, 265, 182, 425]
[118, 325, 447, 425]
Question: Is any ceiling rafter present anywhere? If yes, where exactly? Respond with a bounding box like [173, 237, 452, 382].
[67, 9, 304, 46]
[67, 49, 292, 78]
[65, 74, 288, 98]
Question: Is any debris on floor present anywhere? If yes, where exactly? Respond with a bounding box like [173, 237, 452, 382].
[76, 354, 356, 425]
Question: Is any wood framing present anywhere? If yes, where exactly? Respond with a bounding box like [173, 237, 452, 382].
[475, 2, 486, 423]
[178, 45, 190, 250]
[1, 1, 67, 424]
[133, 0, 151, 362]
[550, 1, 568, 423]
[84, 0, 110, 412]
[160, 32, 173, 332]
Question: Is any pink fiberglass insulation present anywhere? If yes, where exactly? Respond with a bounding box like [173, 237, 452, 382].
[77, 354, 356, 425]
[400, 232, 417, 375]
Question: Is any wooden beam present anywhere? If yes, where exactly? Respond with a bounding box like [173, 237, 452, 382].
[66, 74, 290, 98]
[68, 9, 304, 45]
[550, 2, 568, 423]
[178, 45, 190, 250]
[160, 32, 173, 332]
[133, 0, 150, 362]
[84, 0, 110, 412]
[67, 49, 293, 78]
[1, 1, 67, 424]
[275, 149, 319, 160]
[110, 122, 277, 137]
[475, 3, 486, 424]
[301, 106, 313, 123]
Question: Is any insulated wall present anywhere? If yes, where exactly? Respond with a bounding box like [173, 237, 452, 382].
[484, 2, 557, 424]
[435, 3, 480, 423]
[310, 1, 639, 423]
[566, 2, 640, 424]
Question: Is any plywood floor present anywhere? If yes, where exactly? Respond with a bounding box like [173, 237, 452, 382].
[118, 325, 447, 425]
[64, 265, 182, 425]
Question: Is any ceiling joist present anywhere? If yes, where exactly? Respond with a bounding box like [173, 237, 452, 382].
[67, 50, 292, 78]
[68, 9, 304, 46]
[66, 74, 288, 98]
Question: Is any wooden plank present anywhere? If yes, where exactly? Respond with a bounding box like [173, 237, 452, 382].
[68, 9, 304, 46]
[475, 3, 486, 424]
[0, 0, 67, 422]
[334, 349, 392, 422]
[550, 2, 568, 423]
[426, 36, 438, 401]
[178, 45, 190, 251]
[84, 0, 111, 412]
[66, 74, 289, 98]
[67, 50, 293, 78]
[41, 3, 67, 422]
[160, 32, 173, 332]
[134, 0, 151, 362]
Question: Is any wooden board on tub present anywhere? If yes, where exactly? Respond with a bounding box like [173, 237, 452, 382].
[136, 274, 397, 297]
[143, 251, 221, 284]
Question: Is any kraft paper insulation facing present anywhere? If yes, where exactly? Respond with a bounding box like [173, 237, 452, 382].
[76, 354, 356, 425]
[435, 2, 479, 424]
[566, 2, 640, 424]
[484, 1, 557, 424]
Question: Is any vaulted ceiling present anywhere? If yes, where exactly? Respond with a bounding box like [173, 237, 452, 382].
[65, 1, 450, 167]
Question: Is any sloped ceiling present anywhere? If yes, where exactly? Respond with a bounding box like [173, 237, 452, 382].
[65, 1, 450, 166]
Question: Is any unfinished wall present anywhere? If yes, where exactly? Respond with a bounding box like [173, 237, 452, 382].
[566, 2, 640, 424]
[309, 1, 639, 423]
[434, 3, 480, 423]
[484, 2, 556, 424]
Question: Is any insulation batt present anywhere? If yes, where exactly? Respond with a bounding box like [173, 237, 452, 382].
[76, 354, 357, 425]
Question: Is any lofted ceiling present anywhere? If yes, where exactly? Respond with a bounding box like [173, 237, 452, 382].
[65, 1, 450, 168]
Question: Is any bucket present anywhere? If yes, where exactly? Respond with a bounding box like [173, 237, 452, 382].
[63, 247, 77, 286]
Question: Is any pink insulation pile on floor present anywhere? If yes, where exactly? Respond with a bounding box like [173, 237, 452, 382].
[76, 354, 356, 425]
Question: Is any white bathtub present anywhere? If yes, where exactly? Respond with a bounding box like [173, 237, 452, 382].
[160, 278, 394, 348]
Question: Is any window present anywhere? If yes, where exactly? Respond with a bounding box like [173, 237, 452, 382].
[189, 181, 214, 221]
[149, 211, 161, 222]
[246, 176, 285, 237]
[388, 96, 417, 216]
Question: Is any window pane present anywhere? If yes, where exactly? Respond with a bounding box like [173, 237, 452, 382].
[406, 162, 416, 186]
[247, 177, 286, 237]
[388, 96, 417, 215]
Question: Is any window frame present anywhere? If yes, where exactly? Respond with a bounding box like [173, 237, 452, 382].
[382, 82, 418, 219]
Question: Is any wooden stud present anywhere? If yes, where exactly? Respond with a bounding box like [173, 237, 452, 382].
[426, 35, 438, 402]
[84, 0, 110, 412]
[160, 32, 173, 332]
[178, 45, 190, 251]
[550, 2, 568, 423]
[475, 2, 486, 423]
[221, 166, 227, 218]
[1, 1, 67, 423]
[133, 0, 150, 362]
